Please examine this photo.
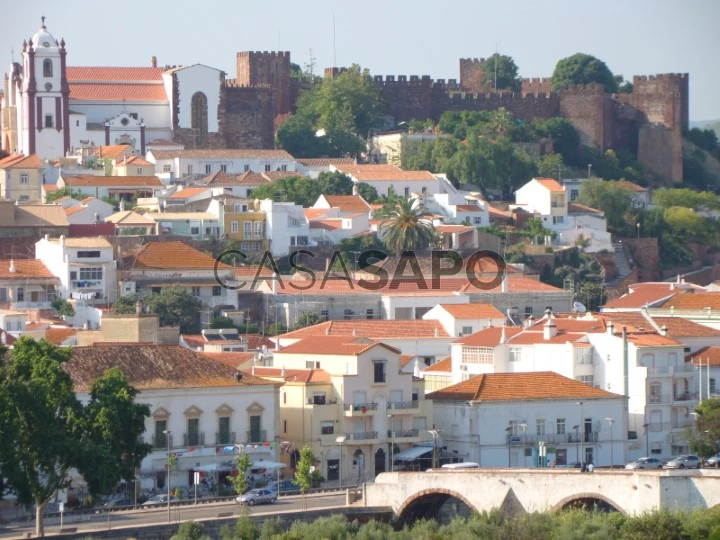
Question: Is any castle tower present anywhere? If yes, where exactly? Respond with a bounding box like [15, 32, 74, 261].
[235, 51, 291, 118]
[15, 17, 69, 159]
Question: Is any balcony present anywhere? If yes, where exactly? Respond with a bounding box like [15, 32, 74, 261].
[388, 401, 419, 411]
[672, 392, 699, 403]
[388, 428, 420, 441]
[506, 432, 598, 446]
[216, 431, 236, 445]
[71, 280, 103, 288]
[343, 402, 378, 417]
[184, 432, 205, 447]
[246, 430, 266, 444]
[345, 431, 379, 442]
[671, 419, 694, 430]
[152, 434, 173, 449]
[648, 394, 670, 404]
[648, 366, 670, 376]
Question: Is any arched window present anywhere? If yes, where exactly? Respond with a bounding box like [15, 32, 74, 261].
[43, 59, 53, 78]
[191, 92, 208, 143]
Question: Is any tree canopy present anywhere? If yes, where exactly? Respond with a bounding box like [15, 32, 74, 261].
[687, 398, 720, 463]
[577, 179, 632, 233]
[551, 53, 618, 93]
[248, 171, 358, 207]
[113, 287, 203, 333]
[652, 188, 720, 211]
[0, 338, 149, 537]
[477, 54, 522, 92]
[380, 199, 439, 254]
[293, 311, 327, 330]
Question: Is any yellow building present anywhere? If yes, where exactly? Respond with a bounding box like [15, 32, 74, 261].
[256, 336, 433, 485]
[112, 154, 156, 176]
[223, 201, 267, 254]
[0, 153, 44, 202]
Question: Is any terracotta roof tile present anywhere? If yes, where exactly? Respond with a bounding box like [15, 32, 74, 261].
[322, 195, 372, 213]
[568, 202, 603, 214]
[66, 67, 165, 81]
[150, 149, 293, 160]
[529, 316, 607, 334]
[65, 344, 272, 392]
[428, 371, 620, 402]
[435, 303, 505, 320]
[64, 206, 85, 216]
[453, 326, 524, 347]
[12, 205, 69, 227]
[309, 219, 342, 230]
[617, 180, 647, 192]
[297, 158, 356, 166]
[304, 208, 332, 220]
[626, 333, 682, 347]
[456, 204, 484, 212]
[124, 241, 232, 270]
[424, 356, 452, 373]
[659, 292, 720, 310]
[91, 145, 134, 159]
[45, 327, 77, 345]
[200, 351, 257, 370]
[436, 224, 475, 233]
[251, 366, 331, 384]
[598, 312, 720, 338]
[686, 346, 720, 366]
[603, 283, 703, 309]
[279, 320, 450, 340]
[0, 259, 55, 279]
[48, 237, 112, 248]
[168, 187, 211, 199]
[0, 154, 43, 169]
[122, 155, 153, 166]
[105, 210, 156, 225]
[69, 83, 168, 101]
[533, 178, 564, 192]
[275, 336, 399, 356]
[335, 164, 435, 181]
[62, 175, 163, 187]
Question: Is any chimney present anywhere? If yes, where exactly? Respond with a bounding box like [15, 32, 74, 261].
[607, 321, 615, 335]
[8, 259, 15, 273]
[500, 325, 507, 344]
[281, 365, 286, 378]
[60, 235, 65, 248]
[135, 300, 142, 315]
[660, 325, 668, 337]
[501, 273, 508, 293]
[251, 365, 256, 375]
[352, 183, 359, 196]
[543, 318, 557, 340]
[44, 234, 49, 241]
[325, 258, 331, 273]
[151, 56, 157, 68]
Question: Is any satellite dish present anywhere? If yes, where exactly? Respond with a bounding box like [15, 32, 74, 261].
[573, 301, 587, 313]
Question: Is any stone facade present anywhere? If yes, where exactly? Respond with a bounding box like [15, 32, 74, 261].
[236, 51, 292, 118]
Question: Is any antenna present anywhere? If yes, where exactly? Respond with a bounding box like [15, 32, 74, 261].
[332, 12, 336, 68]
[494, 44, 498, 91]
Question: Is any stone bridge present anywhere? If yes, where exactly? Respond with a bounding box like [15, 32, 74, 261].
[364, 469, 720, 522]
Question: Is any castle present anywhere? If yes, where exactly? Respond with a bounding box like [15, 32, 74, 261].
[2, 20, 687, 184]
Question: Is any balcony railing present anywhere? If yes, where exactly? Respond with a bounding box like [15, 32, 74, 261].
[343, 402, 378, 412]
[152, 434, 173, 449]
[388, 401, 419, 410]
[246, 430, 266, 443]
[648, 394, 671, 404]
[673, 392, 698, 402]
[216, 431, 236, 445]
[506, 432, 598, 446]
[388, 429, 419, 438]
[183, 432, 205, 447]
[345, 431, 378, 441]
[671, 419, 694, 430]
[648, 366, 669, 376]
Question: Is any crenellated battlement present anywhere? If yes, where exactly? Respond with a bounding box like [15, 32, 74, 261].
[224, 81, 272, 89]
[446, 91, 554, 102]
[558, 82, 605, 94]
[633, 73, 688, 83]
[236, 51, 290, 58]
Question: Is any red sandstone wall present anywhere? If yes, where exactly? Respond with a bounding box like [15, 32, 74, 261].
[558, 83, 608, 149]
[236, 52, 292, 118]
[222, 84, 274, 149]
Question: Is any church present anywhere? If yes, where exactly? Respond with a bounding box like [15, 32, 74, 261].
[1, 18, 280, 161]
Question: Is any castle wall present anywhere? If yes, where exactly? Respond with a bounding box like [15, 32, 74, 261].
[558, 83, 610, 149]
[459, 58, 489, 92]
[521, 78, 553, 95]
[221, 83, 274, 149]
[638, 123, 682, 184]
[236, 52, 291, 118]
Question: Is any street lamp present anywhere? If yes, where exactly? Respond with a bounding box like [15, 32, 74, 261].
[428, 430, 440, 469]
[387, 414, 395, 472]
[642, 423, 649, 457]
[519, 423, 528, 468]
[587, 164, 592, 180]
[576, 401, 584, 466]
[636, 222, 640, 238]
[505, 426, 512, 467]
[605, 418, 615, 469]
[335, 435, 346, 489]
[163, 429, 171, 523]
[572, 425, 580, 463]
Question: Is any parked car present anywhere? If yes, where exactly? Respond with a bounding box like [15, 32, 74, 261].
[236, 489, 276, 506]
[95, 498, 134, 513]
[664, 454, 702, 469]
[705, 453, 720, 467]
[142, 494, 177, 506]
[269, 480, 301, 494]
[624, 457, 664, 470]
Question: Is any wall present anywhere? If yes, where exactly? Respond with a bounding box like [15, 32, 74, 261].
[236, 52, 292, 119]
[221, 83, 274, 149]
[558, 84, 610, 149]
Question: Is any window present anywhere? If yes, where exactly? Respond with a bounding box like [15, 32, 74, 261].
[404, 187, 410, 197]
[555, 448, 567, 466]
[320, 309, 328, 320]
[187, 418, 200, 446]
[244, 222, 252, 238]
[473, 216, 482, 224]
[536, 419, 546, 435]
[343, 309, 353, 320]
[0, 288, 6, 302]
[76, 120, 79, 127]
[525, 306, 533, 316]
[366, 309, 375, 320]
[154, 420, 168, 448]
[187, 165, 193, 175]
[78, 267, 103, 281]
[570, 189, 579, 201]
[218, 417, 231, 444]
[575, 375, 594, 386]
[43, 58, 53, 77]
[20, 173, 28, 184]
[19, 195, 29, 202]
[212, 286, 222, 296]
[77, 250, 101, 258]
[254, 222, 262, 238]
[280, 164, 287, 171]
[163, 164, 172, 172]
[231, 221, 239, 233]
[283, 420, 287, 433]
[711, 378, 716, 394]
[191, 286, 201, 296]
[553, 216, 564, 224]
[461, 346, 493, 365]
[282, 392, 286, 404]
[191, 92, 208, 143]
[313, 393, 326, 405]
[305, 360, 320, 369]
[44, 115, 53, 128]
[649, 382, 662, 404]
[265, 164, 271, 172]
[248, 415, 261, 442]
[575, 347, 593, 364]
[220, 164, 227, 172]
[190, 227, 200, 235]
[320, 421, 334, 435]
[244, 164, 250, 172]
[151, 287, 161, 294]
[373, 360, 386, 383]
[556, 418, 566, 435]
[412, 388, 419, 402]
[509, 347, 522, 362]
[461, 326, 473, 336]
[205, 164, 211, 174]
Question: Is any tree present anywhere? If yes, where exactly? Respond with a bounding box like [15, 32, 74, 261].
[577, 179, 632, 233]
[0, 338, 149, 537]
[293, 311, 326, 330]
[477, 54, 522, 92]
[250, 175, 323, 208]
[209, 316, 236, 329]
[537, 153, 566, 179]
[663, 206, 710, 240]
[317, 171, 355, 195]
[145, 286, 203, 333]
[551, 53, 618, 93]
[267, 322, 287, 336]
[276, 115, 330, 158]
[113, 293, 140, 314]
[51, 297, 75, 317]
[380, 199, 439, 255]
[686, 398, 720, 465]
[357, 182, 379, 203]
[294, 446, 313, 510]
[45, 187, 86, 203]
[653, 188, 720, 211]
[230, 451, 252, 495]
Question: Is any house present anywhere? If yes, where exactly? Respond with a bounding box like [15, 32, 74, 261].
[601, 281, 704, 312]
[0, 309, 27, 338]
[0, 199, 69, 238]
[179, 328, 250, 353]
[0, 258, 58, 309]
[197, 169, 297, 199]
[513, 178, 567, 226]
[163, 187, 214, 208]
[429, 372, 626, 468]
[61, 196, 115, 225]
[312, 194, 373, 217]
[35, 235, 118, 305]
[422, 303, 507, 337]
[147, 149, 297, 180]
[420, 355, 452, 393]
[149, 212, 221, 239]
[57, 175, 164, 201]
[105, 210, 158, 236]
[332, 164, 442, 198]
[259, 199, 314, 257]
[686, 347, 719, 400]
[368, 131, 440, 166]
[0, 154, 44, 202]
[76, 310, 179, 345]
[113, 155, 156, 176]
[435, 224, 479, 250]
[268, 336, 433, 482]
[307, 211, 371, 246]
[64, 344, 280, 491]
[295, 158, 356, 179]
[223, 200, 268, 254]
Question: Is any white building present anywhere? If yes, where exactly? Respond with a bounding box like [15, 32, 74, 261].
[332, 164, 443, 198]
[35, 235, 117, 305]
[0, 258, 58, 309]
[259, 199, 314, 257]
[422, 303, 507, 338]
[65, 344, 281, 491]
[429, 371, 627, 468]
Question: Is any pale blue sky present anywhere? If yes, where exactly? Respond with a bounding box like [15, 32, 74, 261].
[2, 0, 718, 121]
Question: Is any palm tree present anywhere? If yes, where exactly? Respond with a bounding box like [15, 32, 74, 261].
[380, 198, 439, 254]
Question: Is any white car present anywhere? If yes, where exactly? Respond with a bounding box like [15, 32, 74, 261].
[624, 457, 663, 470]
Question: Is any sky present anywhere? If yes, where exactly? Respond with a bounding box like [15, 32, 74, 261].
[2, 0, 718, 121]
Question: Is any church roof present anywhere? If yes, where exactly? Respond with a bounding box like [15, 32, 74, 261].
[66, 67, 167, 102]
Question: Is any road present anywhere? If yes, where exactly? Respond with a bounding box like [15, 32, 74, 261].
[0, 492, 348, 539]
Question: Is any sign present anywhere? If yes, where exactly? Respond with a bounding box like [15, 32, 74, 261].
[58, 503, 64, 513]
[194, 472, 201, 485]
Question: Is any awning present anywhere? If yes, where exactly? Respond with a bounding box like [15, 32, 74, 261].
[393, 445, 434, 462]
[251, 461, 286, 470]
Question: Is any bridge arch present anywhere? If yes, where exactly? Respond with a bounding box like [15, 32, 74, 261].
[553, 492, 626, 514]
[397, 488, 476, 525]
